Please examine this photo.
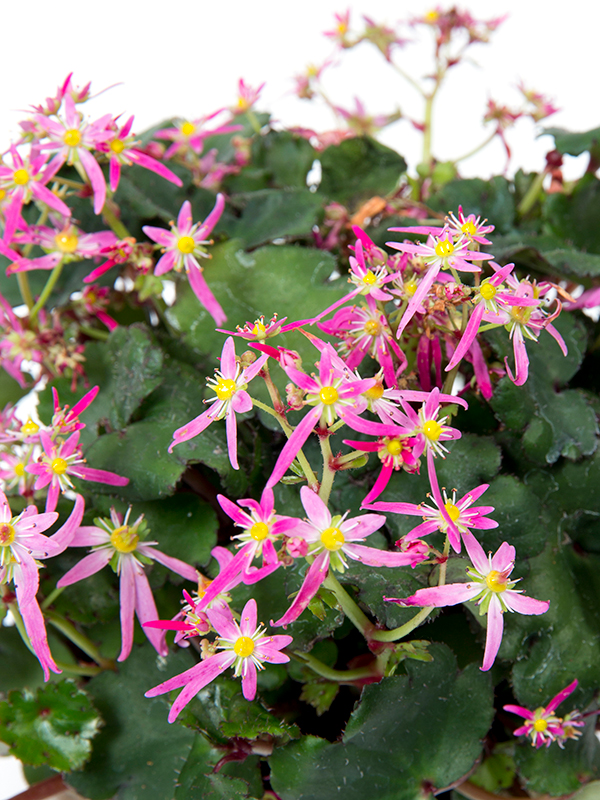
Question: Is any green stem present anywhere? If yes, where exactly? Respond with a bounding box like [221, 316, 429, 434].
[250, 396, 319, 488]
[290, 650, 377, 682]
[246, 109, 263, 135]
[389, 61, 425, 96]
[41, 585, 65, 611]
[45, 611, 115, 670]
[318, 435, 336, 506]
[443, 363, 460, 396]
[370, 606, 434, 643]
[8, 602, 38, 658]
[452, 129, 497, 165]
[29, 261, 64, 323]
[517, 170, 547, 216]
[322, 572, 374, 638]
[17, 272, 34, 309]
[422, 93, 434, 170]
[54, 661, 104, 677]
[476, 322, 505, 333]
[79, 324, 109, 341]
[102, 202, 130, 239]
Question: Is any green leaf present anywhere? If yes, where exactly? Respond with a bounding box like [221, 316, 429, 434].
[230, 189, 323, 248]
[107, 325, 164, 429]
[269, 644, 494, 799]
[300, 682, 339, 716]
[66, 644, 196, 800]
[0, 680, 101, 771]
[544, 125, 600, 157]
[176, 734, 263, 800]
[252, 130, 317, 189]
[428, 177, 515, 234]
[478, 475, 548, 558]
[319, 136, 406, 208]
[0, 626, 48, 692]
[545, 175, 600, 255]
[491, 231, 600, 280]
[166, 240, 342, 367]
[488, 313, 597, 464]
[470, 749, 516, 791]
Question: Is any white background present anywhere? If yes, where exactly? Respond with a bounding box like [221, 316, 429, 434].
[1, 1, 599, 797]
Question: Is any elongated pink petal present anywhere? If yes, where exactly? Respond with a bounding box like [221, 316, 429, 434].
[506, 328, 529, 386]
[143, 226, 176, 248]
[231, 389, 252, 414]
[266, 405, 322, 488]
[57, 549, 112, 587]
[43, 494, 84, 556]
[427, 450, 461, 552]
[139, 545, 198, 582]
[45, 482, 61, 513]
[177, 200, 193, 233]
[545, 323, 568, 356]
[240, 598, 257, 636]
[342, 513, 386, 542]
[169, 406, 216, 452]
[217, 494, 252, 527]
[345, 542, 427, 567]
[13, 549, 40, 607]
[502, 591, 549, 615]
[20, 597, 59, 681]
[74, 466, 129, 486]
[491, 541, 516, 572]
[196, 193, 225, 239]
[225, 408, 239, 470]
[387, 581, 480, 607]
[482, 596, 504, 671]
[272, 551, 329, 627]
[446, 301, 486, 371]
[504, 704, 535, 720]
[241, 659, 258, 700]
[134, 564, 167, 656]
[118, 557, 136, 661]
[78, 148, 106, 214]
[300, 485, 330, 530]
[70, 526, 111, 546]
[187, 265, 227, 326]
[545, 679, 578, 714]
[220, 336, 237, 376]
[129, 150, 183, 187]
[109, 157, 121, 193]
[462, 531, 490, 575]
[30, 182, 72, 218]
[162, 652, 236, 723]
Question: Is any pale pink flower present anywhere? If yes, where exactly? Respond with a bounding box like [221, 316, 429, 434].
[231, 79, 265, 115]
[0, 493, 83, 679]
[142, 196, 226, 325]
[145, 598, 293, 722]
[387, 531, 550, 671]
[57, 506, 198, 661]
[273, 486, 427, 627]
[26, 430, 129, 512]
[504, 679, 582, 748]
[169, 337, 268, 468]
[153, 112, 242, 159]
[324, 10, 352, 46]
[387, 387, 466, 459]
[344, 434, 419, 505]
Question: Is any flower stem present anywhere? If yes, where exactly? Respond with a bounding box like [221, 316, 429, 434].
[289, 649, 378, 682]
[102, 201, 130, 239]
[369, 606, 434, 643]
[452, 129, 497, 165]
[79, 324, 109, 341]
[41, 585, 65, 611]
[45, 611, 116, 670]
[8, 602, 38, 658]
[16, 273, 34, 310]
[322, 572, 375, 638]
[54, 661, 104, 677]
[318, 435, 336, 505]
[517, 170, 547, 216]
[29, 261, 64, 324]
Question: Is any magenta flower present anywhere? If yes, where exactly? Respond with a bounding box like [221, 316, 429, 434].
[386, 230, 493, 336]
[344, 434, 419, 505]
[367, 450, 497, 553]
[36, 95, 113, 214]
[26, 430, 129, 512]
[96, 115, 183, 192]
[388, 387, 466, 460]
[266, 343, 401, 488]
[504, 679, 583, 748]
[169, 336, 268, 467]
[273, 486, 427, 627]
[387, 531, 550, 671]
[57, 507, 198, 661]
[0, 493, 83, 679]
[231, 79, 265, 115]
[153, 112, 242, 159]
[142, 196, 226, 325]
[145, 598, 293, 722]
[0, 147, 71, 243]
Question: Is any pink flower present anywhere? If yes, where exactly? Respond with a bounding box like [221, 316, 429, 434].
[142, 196, 226, 325]
[169, 337, 268, 468]
[153, 112, 242, 159]
[272, 486, 427, 627]
[386, 531, 550, 671]
[231, 79, 265, 115]
[145, 598, 292, 722]
[344, 434, 419, 505]
[57, 507, 198, 661]
[0, 147, 71, 243]
[96, 115, 183, 193]
[367, 450, 497, 553]
[26, 430, 129, 512]
[0, 493, 83, 679]
[324, 10, 351, 46]
[504, 679, 583, 748]
[35, 95, 113, 214]
[388, 387, 466, 460]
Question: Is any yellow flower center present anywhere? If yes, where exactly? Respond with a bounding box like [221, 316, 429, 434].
[434, 240, 454, 258]
[177, 235, 196, 254]
[486, 570, 508, 593]
[214, 378, 237, 401]
[362, 270, 377, 286]
[12, 168, 29, 186]
[180, 122, 196, 137]
[0, 189, 6, 202]
[364, 383, 384, 400]
[110, 525, 139, 554]
[249, 522, 270, 541]
[110, 139, 126, 154]
[425, 10, 439, 23]
[533, 718, 548, 732]
[0, 523, 16, 546]
[461, 221, 477, 236]
[319, 386, 339, 405]
[480, 283, 497, 301]
[511, 305, 533, 324]
[14, 463, 25, 477]
[423, 420, 443, 441]
[86, 291, 97, 305]
[386, 438, 403, 456]
[55, 230, 79, 254]
[233, 635, 255, 658]
[21, 419, 39, 436]
[364, 319, 381, 336]
[320, 526, 345, 551]
[51, 457, 69, 475]
[252, 320, 267, 336]
[63, 129, 81, 147]
[404, 278, 418, 296]
[444, 502, 461, 522]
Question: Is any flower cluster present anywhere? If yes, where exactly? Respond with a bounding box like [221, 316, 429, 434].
[504, 680, 585, 748]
